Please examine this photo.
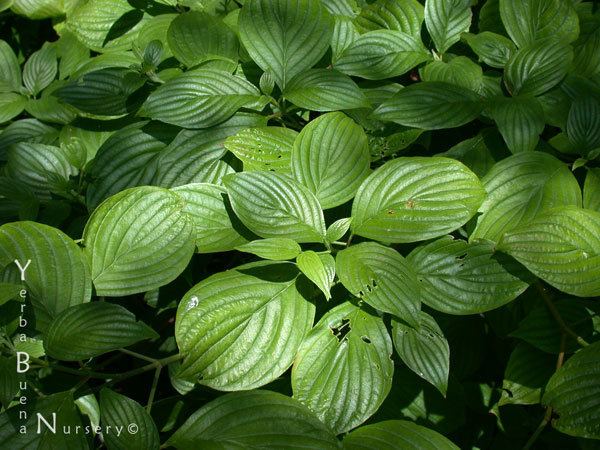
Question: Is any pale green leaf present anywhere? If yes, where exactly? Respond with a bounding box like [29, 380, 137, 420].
[235, 238, 301, 260]
[11, 0, 64, 19]
[326, 217, 352, 243]
[462, 32, 516, 68]
[489, 95, 545, 153]
[355, 0, 424, 36]
[424, 0, 472, 54]
[296, 250, 335, 299]
[0, 93, 27, 124]
[23, 46, 57, 96]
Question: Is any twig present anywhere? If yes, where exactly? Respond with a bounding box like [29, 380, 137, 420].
[146, 366, 162, 413]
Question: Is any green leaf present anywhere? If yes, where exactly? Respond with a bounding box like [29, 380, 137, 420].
[296, 250, 335, 299]
[45, 302, 157, 361]
[0, 118, 58, 159]
[54, 68, 146, 116]
[336, 242, 420, 327]
[82, 186, 195, 296]
[172, 183, 248, 253]
[420, 56, 483, 91]
[238, 0, 333, 89]
[321, 0, 357, 18]
[24, 81, 78, 125]
[334, 30, 430, 80]
[499, 343, 555, 406]
[167, 390, 339, 449]
[331, 16, 360, 61]
[573, 3, 600, 77]
[543, 341, 600, 439]
[0, 93, 27, 124]
[584, 168, 600, 212]
[284, 69, 369, 111]
[567, 97, 600, 157]
[504, 39, 574, 97]
[471, 152, 582, 243]
[223, 126, 297, 173]
[0, 356, 19, 409]
[351, 157, 485, 243]
[23, 46, 57, 96]
[355, 0, 424, 36]
[167, 11, 238, 68]
[0, 40, 20, 92]
[408, 236, 529, 315]
[291, 112, 370, 209]
[373, 82, 483, 129]
[0, 391, 87, 449]
[223, 171, 326, 243]
[343, 420, 459, 450]
[99, 388, 160, 450]
[292, 301, 393, 433]
[462, 32, 516, 69]
[392, 312, 449, 395]
[425, 0, 471, 54]
[141, 69, 261, 129]
[442, 129, 507, 178]
[326, 217, 352, 243]
[235, 238, 301, 260]
[74, 395, 100, 436]
[498, 206, 600, 297]
[489, 95, 545, 153]
[0, 282, 22, 306]
[54, 31, 90, 80]
[499, 0, 579, 48]
[11, 0, 64, 19]
[175, 261, 314, 389]
[0, 221, 91, 332]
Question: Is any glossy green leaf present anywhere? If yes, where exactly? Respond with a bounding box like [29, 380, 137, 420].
[343, 420, 459, 450]
[489, 95, 545, 153]
[296, 250, 335, 299]
[175, 261, 314, 389]
[235, 238, 301, 261]
[392, 312, 449, 395]
[504, 39, 574, 97]
[331, 16, 360, 61]
[373, 82, 483, 129]
[567, 97, 600, 157]
[337, 242, 420, 327]
[0, 221, 91, 332]
[284, 69, 369, 111]
[498, 206, 600, 297]
[223, 171, 326, 243]
[82, 186, 195, 296]
[326, 217, 352, 243]
[351, 157, 485, 243]
[408, 236, 529, 315]
[543, 341, 600, 439]
[99, 388, 160, 450]
[24, 81, 78, 125]
[334, 30, 430, 80]
[239, 0, 333, 89]
[23, 46, 56, 96]
[223, 126, 297, 173]
[471, 152, 582, 243]
[0, 282, 21, 306]
[292, 301, 393, 433]
[45, 302, 157, 361]
[0, 118, 58, 159]
[499, 0, 579, 48]
[167, 390, 339, 449]
[11, 0, 64, 19]
[0, 93, 27, 124]
[420, 56, 483, 90]
[291, 112, 370, 209]
[424, 0, 472, 54]
[573, 3, 600, 77]
[0, 40, 21, 92]
[173, 183, 248, 253]
[355, 0, 424, 36]
[584, 168, 600, 212]
[141, 69, 261, 129]
[462, 32, 516, 69]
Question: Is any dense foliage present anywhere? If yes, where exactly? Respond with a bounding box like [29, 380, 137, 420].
[0, 0, 600, 448]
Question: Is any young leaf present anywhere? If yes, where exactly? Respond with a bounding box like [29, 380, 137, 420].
[141, 69, 261, 129]
[167, 11, 238, 68]
[82, 186, 195, 296]
[471, 152, 581, 243]
[292, 301, 393, 433]
[344, 420, 459, 450]
[284, 69, 369, 111]
[99, 389, 160, 450]
[408, 236, 529, 315]
[223, 171, 326, 243]
[0, 221, 91, 332]
[0, 40, 21, 92]
[334, 30, 430, 80]
[336, 242, 421, 327]
[291, 112, 370, 209]
[355, 0, 424, 36]
[498, 206, 600, 297]
[543, 341, 600, 439]
[238, 0, 333, 89]
[584, 168, 600, 212]
[167, 390, 339, 449]
[45, 302, 158, 361]
[235, 238, 301, 261]
[424, 0, 472, 54]
[392, 312, 450, 395]
[462, 32, 516, 69]
[223, 126, 297, 174]
[326, 217, 352, 243]
[296, 251, 335, 299]
[351, 157, 485, 243]
[373, 82, 483, 129]
[175, 261, 314, 389]
[489, 95, 545, 153]
[23, 46, 57, 96]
